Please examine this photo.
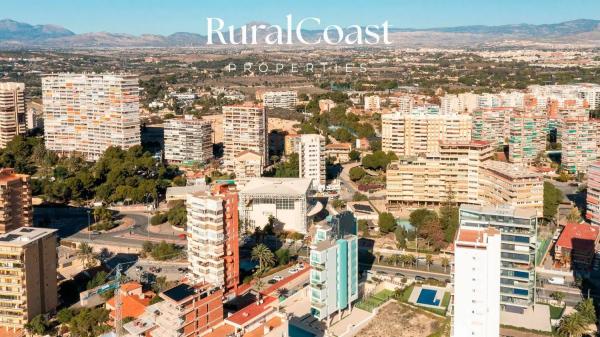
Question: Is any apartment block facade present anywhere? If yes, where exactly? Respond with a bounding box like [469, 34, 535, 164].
[42, 73, 140, 161]
[0, 227, 57, 331]
[559, 109, 597, 174]
[587, 162, 600, 226]
[257, 90, 298, 109]
[186, 184, 239, 294]
[459, 205, 538, 312]
[508, 112, 547, 165]
[164, 115, 213, 165]
[299, 134, 326, 192]
[0, 168, 32, 233]
[382, 110, 472, 157]
[124, 283, 223, 337]
[452, 226, 501, 337]
[0, 83, 26, 148]
[222, 104, 268, 171]
[471, 108, 511, 148]
[310, 212, 359, 321]
[386, 141, 494, 207]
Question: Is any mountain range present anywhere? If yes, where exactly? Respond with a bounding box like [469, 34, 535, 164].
[1, 18, 600, 48]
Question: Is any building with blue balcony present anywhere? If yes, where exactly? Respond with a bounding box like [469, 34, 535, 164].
[459, 204, 538, 313]
[309, 211, 359, 322]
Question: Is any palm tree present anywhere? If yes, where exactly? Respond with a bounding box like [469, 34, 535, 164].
[551, 291, 566, 305]
[441, 256, 450, 273]
[575, 298, 596, 325]
[557, 313, 586, 337]
[253, 276, 266, 297]
[251, 244, 275, 272]
[425, 254, 433, 271]
[78, 242, 94, 269]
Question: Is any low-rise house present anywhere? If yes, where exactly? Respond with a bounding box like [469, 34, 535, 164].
[555, 222, 600, 268]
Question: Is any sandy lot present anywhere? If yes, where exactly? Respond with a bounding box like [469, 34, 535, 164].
[355, 302, 446, 337]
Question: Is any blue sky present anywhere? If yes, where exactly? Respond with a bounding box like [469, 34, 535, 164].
[3, 0, 600, 35]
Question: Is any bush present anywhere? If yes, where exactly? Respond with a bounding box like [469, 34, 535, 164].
[275, 248, 290, 265]
[378, 212, 396, 234]
[349, 166, 366, 181]
[150, 212, 168, 226]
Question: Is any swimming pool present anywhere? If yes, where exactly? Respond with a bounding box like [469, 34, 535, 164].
[416, 289, 440, 306]
[289, 324, 316, 337]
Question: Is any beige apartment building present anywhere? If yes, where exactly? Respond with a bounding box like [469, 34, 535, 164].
[479, 160, 543, 212]
[233, 150, 264, 186]
[0, 168, 32, 234]
[0, 227, 57, 332]
[42, 73, 140, 161]
[164, 115, 213, 165]
[387, 141, 493, 207]
[382, 110, 472, 156]
[0, 83, 26, 148]
[299, 134, 326, 191]
[387, 142, 543, 213]
[222, 104, 268, 171]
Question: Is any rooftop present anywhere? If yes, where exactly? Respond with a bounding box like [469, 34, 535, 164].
[482, 160, 543, 179]
[556, 222, 600, 251]
[0, 227, 56, 247]
[460, 204, 538, 219]
[240, 177, 311, 196]
[456, 227, 500, 247]
[225, 296, 277, 327]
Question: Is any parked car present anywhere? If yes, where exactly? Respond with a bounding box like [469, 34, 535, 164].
[415, 275, 426, 282]
[268, 279, 278, 284]
[548, 277, 565, 285]
[272, 275, 283, 281]
[288, 268, 299, 274]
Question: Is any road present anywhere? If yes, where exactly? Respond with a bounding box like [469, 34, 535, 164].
[67, 211, 184, 248]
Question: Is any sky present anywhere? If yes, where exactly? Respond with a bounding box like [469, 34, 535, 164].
[3, 0, 600, 36]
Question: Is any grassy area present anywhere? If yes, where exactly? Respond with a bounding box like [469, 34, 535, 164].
[399, 284, 414, 302]
[440, 292, 451, 308]
[355, 289, 395, 312]
[536, 237, 551, 266]
[550, 305, 565, 320]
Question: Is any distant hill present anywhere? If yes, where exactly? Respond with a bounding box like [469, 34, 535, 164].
[1, 18, 600, 48]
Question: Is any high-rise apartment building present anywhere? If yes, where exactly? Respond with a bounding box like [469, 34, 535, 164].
[42, 73, 140, 161]
[186, 184, 239, 294]
[508, 112, 547, 165]
[382, 110, 472, 156]
[587, 162, 600, 226]
[309, 212, 358, 322]
[0, 168, 32, 233]
[452, 226, 501, 337]
[164, 115, 213, 165]
[256, 90, 298, 109]
[299, 134, 326, 191]
[0, 227, 57, 332]
[222, 104, 268, 171]
[471, 107, 511, 148]
[559, 108, 597, 174]
[386, 141, 494, 207]
[0, 83, 26, 148]
[459, 205, 537, 312]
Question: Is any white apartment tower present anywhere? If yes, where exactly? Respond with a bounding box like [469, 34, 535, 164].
[299, 134, 326, 191]
[0, 82, 26, 148]
[259, 90, 298, 109]
[222, 104, 268, 171]
[452, 226, 501, 337]
[42, 73, 140, 161]
[164, 115, 213, 164]
[364, 95, 381, 111]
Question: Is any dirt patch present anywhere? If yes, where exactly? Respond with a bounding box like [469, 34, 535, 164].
[355, 302, 445, 337]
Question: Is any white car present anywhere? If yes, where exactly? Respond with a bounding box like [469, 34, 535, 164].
[548, 277, 565, 285]
[288, 268, 299, 274]
[272, 275, 283, 281]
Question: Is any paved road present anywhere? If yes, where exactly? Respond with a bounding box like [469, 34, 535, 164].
[67, 211, 184, 248]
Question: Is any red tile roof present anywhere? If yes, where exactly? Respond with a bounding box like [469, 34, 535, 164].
[226, 296, 277, 327]
[556, 222, 600, 251]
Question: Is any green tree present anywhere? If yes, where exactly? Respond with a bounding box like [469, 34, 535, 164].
[349, 166, 366, 181]
[551, 291, 565, 304]
[25, 314, 49, 336]
[409, 209, 439, 229]
[349, 150, 360, 162]
[78, 242, 95, 269]
[425, 254, 433, 271]
[352, 192, 368, 201]
[544, 182, 563, 220]
[57, 308, 75, 325]
[557, 313, 586, 337]
[358, 219, 369, 236]
[275, 248, 290, 265]
[439, 185, 459, 242]
[68, 308, 110, 337]
[395, 227, 407, 248]
[566, 207, 581, 223]
[441, 256, 450, 272]
[251, 244, 276, 272]
[575, 298, 596, 325]
[378, 212, 396, 234]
